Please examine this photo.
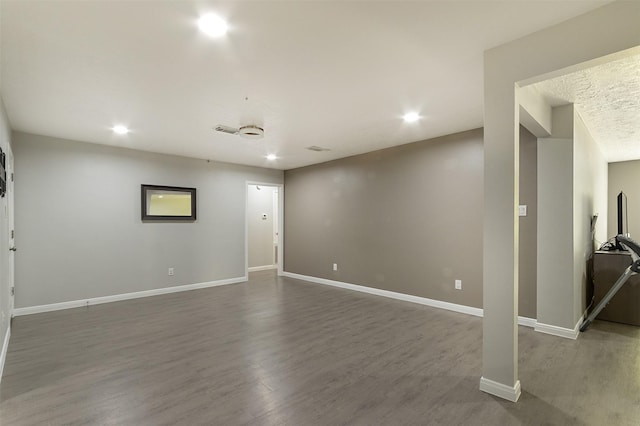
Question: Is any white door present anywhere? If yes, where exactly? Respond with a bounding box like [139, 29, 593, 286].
[7, 144, 15, 316]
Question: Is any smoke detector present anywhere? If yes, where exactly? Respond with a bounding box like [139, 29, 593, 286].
[238, 125, 264, 139]
[214, 124, 264, 139]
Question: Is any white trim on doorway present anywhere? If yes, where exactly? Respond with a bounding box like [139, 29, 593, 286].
[7, 143, 15, 318]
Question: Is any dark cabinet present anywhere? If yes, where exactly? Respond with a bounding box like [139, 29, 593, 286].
[592, 251, 640, 326]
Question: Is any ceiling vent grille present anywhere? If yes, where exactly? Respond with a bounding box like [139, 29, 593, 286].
[214, 125, 238, 135]
[214, 124, 264, 139]
[306, 146, 331, 152]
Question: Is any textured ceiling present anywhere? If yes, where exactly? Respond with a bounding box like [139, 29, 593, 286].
[530, 54, 640, 163]
[1, 1, 611, 170]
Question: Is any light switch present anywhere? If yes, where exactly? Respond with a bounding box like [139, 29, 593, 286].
[519, 205, 527, 217]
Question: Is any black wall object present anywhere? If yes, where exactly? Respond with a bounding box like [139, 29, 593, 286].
[141, 184, 197, 221]
[0, 147, 6, 198]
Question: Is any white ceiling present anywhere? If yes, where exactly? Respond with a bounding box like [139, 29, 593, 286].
[1, 1, 612, 170]
[529, 54, 640, 163]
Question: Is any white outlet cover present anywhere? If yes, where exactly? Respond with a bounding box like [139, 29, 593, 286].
[519, 205, 527, 217]
[455, 279, 462, 290]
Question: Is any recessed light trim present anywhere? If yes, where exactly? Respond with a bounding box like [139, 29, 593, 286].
[266, 154, 277, 161]
[198, 14, 228, 37]
[403, 112, 420, 123]
[112, 125, 129, 135]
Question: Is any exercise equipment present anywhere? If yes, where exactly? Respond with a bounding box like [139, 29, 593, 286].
[580, 235, 640, 332]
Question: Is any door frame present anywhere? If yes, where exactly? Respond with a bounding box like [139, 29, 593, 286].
[6, 143, 14, 318]
[245, 181, 284, 277]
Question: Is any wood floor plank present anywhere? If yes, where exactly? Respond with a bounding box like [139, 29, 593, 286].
[1, 270, 639, 425]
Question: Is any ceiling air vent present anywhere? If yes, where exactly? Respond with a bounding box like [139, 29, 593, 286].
[306, 146, 331, 152]
[214, 124, 264, 139]
[214, 125, 239, 135]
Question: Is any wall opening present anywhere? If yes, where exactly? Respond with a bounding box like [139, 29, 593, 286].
[247, 183, 281, 273]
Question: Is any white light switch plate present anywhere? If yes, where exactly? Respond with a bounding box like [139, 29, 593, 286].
[519, 205, 527, 217]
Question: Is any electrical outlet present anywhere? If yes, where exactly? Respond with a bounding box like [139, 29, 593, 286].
[168, 268, 175, 276]
[455, 279, 462, 290]
[333, 263, 338, 271]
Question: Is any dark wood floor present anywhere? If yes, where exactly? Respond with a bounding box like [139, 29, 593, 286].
[1, 270, 639, 425]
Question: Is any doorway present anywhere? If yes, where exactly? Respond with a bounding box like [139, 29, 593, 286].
[246, 183, 283, 276]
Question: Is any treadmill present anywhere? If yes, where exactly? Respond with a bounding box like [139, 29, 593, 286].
[580, 235, 640, 332]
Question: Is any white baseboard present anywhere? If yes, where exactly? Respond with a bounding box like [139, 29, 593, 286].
[283, 272, 541, 330]
[534, 315, 583, 340]
[0, 325, 10, 383]
[283, 271, 484, 317]
[248, 265, 277, 272]
[479, 376, 521, 402]
[517, 316, 537, 328]
[282, 272, 564, 339]
[13, 276, 247, 317]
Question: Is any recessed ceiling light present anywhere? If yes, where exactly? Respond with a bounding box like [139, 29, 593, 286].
[198, 14, 228, 37]
[266, 154, 277, 161]
[403, 112, 420, 123]
[112, 125, 129, 135]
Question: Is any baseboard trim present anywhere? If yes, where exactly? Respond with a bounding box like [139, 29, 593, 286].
[479, 377, 521, 402]
[248, 265, 277, 272]
[283, 272, 542, 329]
[282, 271, 483, 317]
[517, 316, 537, 328]
[0, 325, 10, 383]
[534, 315, 583, 340]
[13, 276, 247, 317]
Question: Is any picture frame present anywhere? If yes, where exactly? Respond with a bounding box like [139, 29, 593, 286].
[141, 184, 197, 221]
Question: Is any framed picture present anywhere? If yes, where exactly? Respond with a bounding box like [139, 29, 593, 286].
[141, 184, 196, 221]
[0, 148, 5, 198]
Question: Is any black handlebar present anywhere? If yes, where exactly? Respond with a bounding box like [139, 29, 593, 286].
[616, 235, 640, 272]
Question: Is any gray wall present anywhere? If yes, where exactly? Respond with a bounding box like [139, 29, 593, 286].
[284, 127, 538, 312]
[537, 105, 575, 329]
[608, 160, 640, 240]
[573, 111, 607, 322]
[537, 105, 607, 330]
[482, 1, 638, 391]
[0, 97, 12, 369]
[537, 137, 574, 328]
[284, 130, 485, 307]
[518, 126, 537, 319]
[13, 132, 283, 308]
[248, 184, 277, 268]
